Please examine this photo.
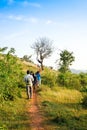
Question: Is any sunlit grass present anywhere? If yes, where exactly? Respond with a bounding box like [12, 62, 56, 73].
[39, 85, 82, 103]
[38, 85, 87, 130]
[0, 90, 31, 130]
[0, 56, 87, 130]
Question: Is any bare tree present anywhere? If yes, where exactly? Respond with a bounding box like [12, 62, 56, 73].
[32, 37, 53, 70]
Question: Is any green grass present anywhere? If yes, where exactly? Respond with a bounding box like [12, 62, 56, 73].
[38, 85, 87, 130]
[0, 58, 87, 130]
[0, 89, 31, 130]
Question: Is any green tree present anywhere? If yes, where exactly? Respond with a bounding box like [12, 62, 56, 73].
[22, 55, 32, 62]
[0, 47, 8, 53]
[32, 37, 53, 70]
[58, 49, 75, 73]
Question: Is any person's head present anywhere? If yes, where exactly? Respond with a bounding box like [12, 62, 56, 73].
[36, 71, 40, 74]
[30, 71, 33, 75]
[27, 70, 30, 74]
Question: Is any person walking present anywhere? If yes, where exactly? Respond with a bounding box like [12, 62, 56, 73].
[35, 71, 41, 87]
[24, 70, 34, 99]
[32, 72, 38, 91]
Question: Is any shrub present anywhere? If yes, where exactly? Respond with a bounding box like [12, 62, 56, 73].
[42, 69, 57, 87]
[53, 115, 67, 125]
[79, 73, 87, 86]
[79, 73, 87, 92]
[82, 95, 87, 108]
[0, 49, 23, 101]
[57, 72, 81, 90]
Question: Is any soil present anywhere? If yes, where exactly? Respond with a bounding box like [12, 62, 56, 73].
[27, 91, 45, 130]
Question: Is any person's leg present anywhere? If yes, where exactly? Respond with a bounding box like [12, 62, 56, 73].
[30, 86, 33, 98]
[38, 79, 41, 87]
[33, 81, 37, 92]
[26, 85, 30, 99]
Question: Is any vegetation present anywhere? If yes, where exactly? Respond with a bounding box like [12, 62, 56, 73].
[0, 47, 31, 129]
[0, 48, 24, 101]
[22, 55, 32, 62]
[82, 95, 87, 108]
[0, 46, 87, 129]
[0, 91, 30, 130]
[42, 68, 57, 87]
[58, 49, 75, 73]
[57, 72, 81, 90]
[38, 85, 87, 130]
[38, 65, 87, 129]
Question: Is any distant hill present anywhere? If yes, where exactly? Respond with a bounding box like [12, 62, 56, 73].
[71, 69, 87, 74]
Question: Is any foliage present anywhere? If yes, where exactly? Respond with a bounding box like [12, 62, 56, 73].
[0, 47, 8, 53]
[0, 47, 23, 101]
[79, 73, 87, 92]
[58, 49, 75, 73]
[57, 71, 87, 91]
[22, 55, 32, 62]
[42, 69, 57, 87]
[82, 95, 87, 108]
[57, 72, 81, 90]
[0, 45, 87, 129]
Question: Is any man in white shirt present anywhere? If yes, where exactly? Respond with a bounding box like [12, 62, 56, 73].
[24, 70, 34, 99]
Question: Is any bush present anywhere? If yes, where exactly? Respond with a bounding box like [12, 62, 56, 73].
[80, 86, 87, 92]
[79, 73, 87, 92]
[82, 95, 87, 108]
[79, 73, 87, 86]
[57, 72, 81, 90]
[42, 69, 57, 87]
[53, 115, 67, 125]
[0, 50, 23, 101]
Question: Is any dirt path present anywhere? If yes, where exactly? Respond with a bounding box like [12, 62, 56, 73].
[27, 91, 45, 130]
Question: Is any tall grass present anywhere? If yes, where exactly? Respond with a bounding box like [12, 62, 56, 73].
[38, 85, 87, 130]
[0, 49, 87, 130]
[0, 90, 31, 130]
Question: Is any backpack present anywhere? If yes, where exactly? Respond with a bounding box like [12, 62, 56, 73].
[26, 77, 31, 85]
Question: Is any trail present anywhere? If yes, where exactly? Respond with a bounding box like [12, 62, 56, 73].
[27, 91, 45, 130]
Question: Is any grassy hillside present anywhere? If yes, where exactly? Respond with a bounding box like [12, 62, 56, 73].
[38, 86, 87, 130]
[0, 53, 87, 130]
[37, 67, 87, 130]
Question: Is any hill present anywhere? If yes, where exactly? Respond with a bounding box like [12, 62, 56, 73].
[0, 54, 87, 130]
[71, 68, 87, 73]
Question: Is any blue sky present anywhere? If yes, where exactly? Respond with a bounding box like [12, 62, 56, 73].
[0, 0, 87, 70]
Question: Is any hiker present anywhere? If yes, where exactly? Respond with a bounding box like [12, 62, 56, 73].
[32, 72, 38, 91]
[24, 70, 34, 99]
[35, 71, 41, 87]
[30, 71, 37, 91]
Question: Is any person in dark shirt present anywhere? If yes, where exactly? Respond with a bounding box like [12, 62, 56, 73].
[35, 71, 41, 87]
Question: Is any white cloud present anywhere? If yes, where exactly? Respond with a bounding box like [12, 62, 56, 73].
[29, 17, 38, 23]
[46, 20, 52, 24]
[8, 15, 23, 21]
[28, 2, 41, 8]
[22, 1, 41, 8]
[7, 0, 41, 8]
[46, 20, 56, 25]
[7, 0, 14, 5]
[8, 14, 38, 23]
